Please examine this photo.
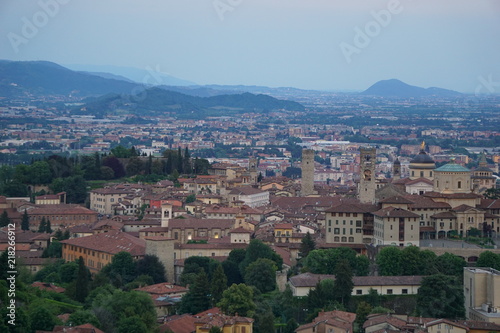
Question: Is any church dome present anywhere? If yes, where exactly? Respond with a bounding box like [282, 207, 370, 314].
[410, 150, 435, 164]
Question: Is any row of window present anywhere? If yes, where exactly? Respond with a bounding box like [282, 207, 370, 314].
[329, 212, 359, 217]
[332, 236, 355, 243]
[355, 288, 408, 295]
[328, 227, 362, 235]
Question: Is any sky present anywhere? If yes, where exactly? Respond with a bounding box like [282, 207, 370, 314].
[1, 0, 499, 92]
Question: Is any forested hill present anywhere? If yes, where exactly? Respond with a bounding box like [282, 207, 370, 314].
[76, 87, 305, 118]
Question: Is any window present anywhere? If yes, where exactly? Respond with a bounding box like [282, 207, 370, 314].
[458, 181, 462, 189]
[402, 289, 408, 294]
[334, 236, 340, 242]
[387, 289, 393, 295]
[334, 228, 340, 234]
[349, 237, 354, 242]
[341, 236, 347, 242]
[356, 290, 362, 295]
[356, 220, 362, 227]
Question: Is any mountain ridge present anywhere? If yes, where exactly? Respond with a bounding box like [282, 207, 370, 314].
[360, 79, 463, 98]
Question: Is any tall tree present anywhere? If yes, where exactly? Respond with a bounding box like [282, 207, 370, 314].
[101, 251, 137, 287]
[435, 253, 466, 276]
[299, 232, 315, 259]
[38, 217, 47, 233]
[0, 210, 10, 227]
[210, 264, 228, 306]
[417, 274, 465, 319]
[179, 270, 211, 314]
[21, 209, 30, 231]
[332, 259, 354, 306]
[75, 256, 90, 302]
[46, 219, 52, 234]
[356, 302, 372, 333]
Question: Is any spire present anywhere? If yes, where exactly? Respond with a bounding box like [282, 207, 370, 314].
[420, 141, 426, 151]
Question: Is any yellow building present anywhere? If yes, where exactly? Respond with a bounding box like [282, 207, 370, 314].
[60, 230, 145, 274]
[464, 267, 500, 324]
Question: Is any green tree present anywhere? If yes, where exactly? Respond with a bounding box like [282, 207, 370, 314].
[332, 259, 353, 306]
[179, 270, 211, 314]
[239, 239, 282, 276]
[476, 251, 500, 270]
[186, 194, 196, 203]
[355, 255, 370, 276]
[68, 309, 101, 328]
[126, 156, 144, 176]
[299, 232, 315, 259]
[435, 253, 466, 276]
[45, 219, 52, 234]
[117, 316, 148, 333]
[75, 256, 90, 302]
[217, 283, 256, 317]
[100, 251, 137, 288]
[356, 302, 372, 333]
[38, 217, 47, 233]
[284, 318, 299, 333]
[21, 209, 30, 231]
[417, 274, 465, 319]
[42, 240, 62, 258]
[29, 306, 59, 332]
[135, 254, 166, 284]
[366, 288, 380, 307]
[209, 327, 223, 333]
[255, 311, 275, 333]
[376, 247, 402, 276]
[0, 210, 9, 227]
[244, 258, 277, 293]
[29, 160, 53, 184]
[92, 289, 157, 333]
[211, 264, 228, 306]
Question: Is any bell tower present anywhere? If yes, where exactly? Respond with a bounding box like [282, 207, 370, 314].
[161, 203, 173, 228]
[358, 147, 376, 204]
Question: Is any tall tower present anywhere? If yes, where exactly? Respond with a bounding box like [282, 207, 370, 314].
[301, 149, 315, 196]
[249, 157, 258, 184]
[392, 158, 401, 181]
[358, 147, 376, 204]
[161, 203, 173, 228]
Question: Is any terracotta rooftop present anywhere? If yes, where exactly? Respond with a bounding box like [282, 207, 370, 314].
[134, 282, 188, 296]
[373, 207, 420, 218]
[60, 230, 145, 256]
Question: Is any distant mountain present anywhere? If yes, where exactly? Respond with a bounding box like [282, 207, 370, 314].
[77, 87, 305, 118]
[65, 64, 196, 86]
[360, 79, 462, 98]
[78, 71, 135, 83]
[0, 60, 140, 98]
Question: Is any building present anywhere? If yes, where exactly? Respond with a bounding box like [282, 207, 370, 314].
[434, 160, 472, 194]
[295, 310, 355, 333]
[194, 311, 254, 333]
[472, 154, 497, 193]
[228, 186, 269, 208]
[60, 230, 145, 274]
[373, 207, 420, 247]
[409, 143, 436, 181]
[20, 204, 98, 231]
[288, 272, 424, 297]
[464, 267, 500, 324]
[324, 202, 377, 245]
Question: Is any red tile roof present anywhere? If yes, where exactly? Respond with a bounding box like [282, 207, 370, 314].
[61, 230, 145, 256]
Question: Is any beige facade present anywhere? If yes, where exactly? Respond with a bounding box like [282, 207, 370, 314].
[325, 209, 365, 244]
[464, 267, 500, 324]
[434, 163, 472, 194]
[373, 207, 420, 246]
[90, 188, 134, 215]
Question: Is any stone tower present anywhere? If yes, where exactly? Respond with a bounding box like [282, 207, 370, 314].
[301, 149, 315, 196]
[358, 147, 376, 204]
[145, 238, 175, 283]
[161, 203, 173, 228]
[249, 157, 258, 184]
[392, 158, 401, 181]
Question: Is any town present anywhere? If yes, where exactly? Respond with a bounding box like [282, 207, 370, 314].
[1, 84, 500, 333]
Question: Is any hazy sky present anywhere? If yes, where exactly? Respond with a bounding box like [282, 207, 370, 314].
[1, 0, 499, 92]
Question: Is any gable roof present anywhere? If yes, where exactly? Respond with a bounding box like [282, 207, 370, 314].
[60, 230, 145, 256]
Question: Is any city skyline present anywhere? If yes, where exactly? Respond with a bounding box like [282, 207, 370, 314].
[1, 0, 500, 92]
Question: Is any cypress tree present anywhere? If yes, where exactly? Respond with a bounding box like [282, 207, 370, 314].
[0, 211, 10, 227]
[21, 210, 30, 231]
[46, 219, 52, 234]
[75, 256, 89, 302]
[38, 217, 47, 233]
